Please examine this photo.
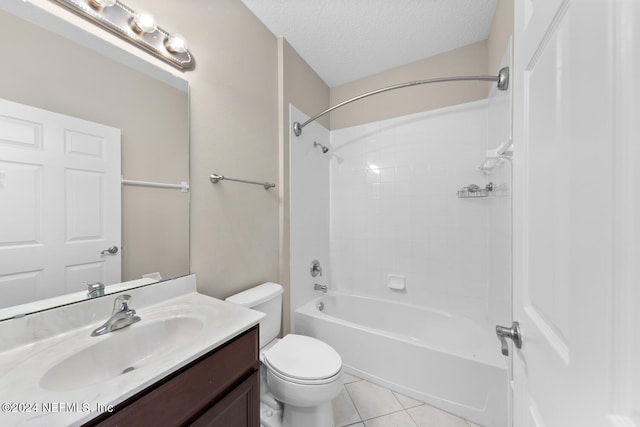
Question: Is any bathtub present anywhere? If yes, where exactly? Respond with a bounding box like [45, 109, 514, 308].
[294, 293, 508, 427]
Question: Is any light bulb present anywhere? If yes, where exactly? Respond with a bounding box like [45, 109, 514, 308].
[165, 34, 188, 53]
[132, 11, 157, 34]
[88, 0, 116, 9]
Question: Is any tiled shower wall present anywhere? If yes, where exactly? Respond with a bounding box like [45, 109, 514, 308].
[329, 100, 492, 322]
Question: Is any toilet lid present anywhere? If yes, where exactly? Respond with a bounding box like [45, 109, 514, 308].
[263, 334, 342, 382]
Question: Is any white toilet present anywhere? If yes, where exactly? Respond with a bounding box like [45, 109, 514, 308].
[226, 282, 343, 427]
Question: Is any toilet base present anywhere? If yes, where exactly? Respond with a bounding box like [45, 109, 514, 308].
[260, 401, 283, 427]
[282, 401, 334, 427]
[259, 399, 334, 427]
[260, 368, 283, 427]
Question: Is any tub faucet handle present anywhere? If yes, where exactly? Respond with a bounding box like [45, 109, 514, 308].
[310, 259, 323, 277]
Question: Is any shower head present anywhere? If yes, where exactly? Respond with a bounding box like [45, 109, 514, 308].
[313, 141, 329, 154]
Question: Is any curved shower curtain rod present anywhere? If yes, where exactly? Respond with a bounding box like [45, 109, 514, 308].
[293, 67, 509, 137]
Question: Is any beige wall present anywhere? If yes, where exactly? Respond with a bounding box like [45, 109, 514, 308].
[0, 9, 189, 284]
[278, 39, 330, 334]
[328, 0, 515, 131]
[329, 41, 489, 130]
[127, 0, 281, 300]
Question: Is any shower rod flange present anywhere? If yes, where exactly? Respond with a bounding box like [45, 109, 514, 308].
[496, 66, 509, 91]
[293, 67, 510, 137]
[293, 122, 302, 137]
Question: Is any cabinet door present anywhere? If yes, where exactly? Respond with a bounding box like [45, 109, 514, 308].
[191, 371, 259, 427]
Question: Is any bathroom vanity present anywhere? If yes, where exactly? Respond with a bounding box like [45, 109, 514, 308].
[85, 326, 259, 426]
[0, 275, 264, 427]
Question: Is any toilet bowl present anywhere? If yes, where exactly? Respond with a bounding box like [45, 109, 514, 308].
[262, 334, 342, 426]
[226, 283, 343, 427]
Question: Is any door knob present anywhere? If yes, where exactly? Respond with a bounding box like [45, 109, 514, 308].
[101, 246, 119, 255]
[496, 321, 522, 356]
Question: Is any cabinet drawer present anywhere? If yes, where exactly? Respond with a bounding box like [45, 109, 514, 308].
[89, 326, 259, 427]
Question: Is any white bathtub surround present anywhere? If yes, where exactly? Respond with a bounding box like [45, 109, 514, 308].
[332, 374, 482, 427]
[289, 105, 331, 331]
[330, 100, 492, 322]
[486, 42, 512, 331]
[297, 294, 507, 427]
[291, 92, 511, 424]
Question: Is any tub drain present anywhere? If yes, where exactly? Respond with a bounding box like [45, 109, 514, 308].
[121, 366, 135, 375]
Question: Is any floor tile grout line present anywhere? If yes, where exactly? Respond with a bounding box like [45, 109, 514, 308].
[343, 378, 420, 424]
[362, 408, 419, 426]
[389, 387, 403, 410]
[405, 406, 420, 426]
[342, 379, 364, 426]
[346, 378, 400, 423]
[337, 377, 479, 427]
[391, 390, 427, 411]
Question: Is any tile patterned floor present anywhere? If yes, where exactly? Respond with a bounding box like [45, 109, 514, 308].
[333, 373, 482, 427]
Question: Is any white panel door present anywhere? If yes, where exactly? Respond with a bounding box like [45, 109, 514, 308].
[0, 98, 121, 307]
[513, 0, 640, 426]
[609, 2, 640, 426]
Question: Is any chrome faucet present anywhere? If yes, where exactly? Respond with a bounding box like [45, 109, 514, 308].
[314, 283, 327, 293]
[86, 282, 105, 299]
[91, 294, 141, 336]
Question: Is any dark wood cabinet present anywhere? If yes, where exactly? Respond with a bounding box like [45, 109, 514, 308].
[191, 371, 259, 427]
[84, 326, 259, 427]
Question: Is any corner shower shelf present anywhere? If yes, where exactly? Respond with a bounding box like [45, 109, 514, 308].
[477, 139, 513, 175]
[457, 183, 493, 198]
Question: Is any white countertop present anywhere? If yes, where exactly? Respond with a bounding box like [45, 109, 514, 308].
[0, 275, 264, 426]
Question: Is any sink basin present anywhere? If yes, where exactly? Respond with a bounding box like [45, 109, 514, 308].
[0, 276, 266, 427]
[40, 313, 204, 391]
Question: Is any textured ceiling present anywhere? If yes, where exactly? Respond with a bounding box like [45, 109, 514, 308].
[240, 0, 497, 87]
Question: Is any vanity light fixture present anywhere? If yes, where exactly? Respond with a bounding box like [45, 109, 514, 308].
[131, 10, 156, 34]
[87, 0, 116, 8]
[165, 34, 188, 54]
[51, 0, 195, 71]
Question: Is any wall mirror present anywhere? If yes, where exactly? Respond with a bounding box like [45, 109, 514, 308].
[0, 1, 190, 321]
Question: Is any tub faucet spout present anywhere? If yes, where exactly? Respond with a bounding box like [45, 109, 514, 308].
[314, 283, 327, 293]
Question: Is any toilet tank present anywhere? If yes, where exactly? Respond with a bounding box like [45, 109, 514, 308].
[225, 282, 283, 349]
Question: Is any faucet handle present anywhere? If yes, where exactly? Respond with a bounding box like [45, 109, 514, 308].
[310, 259, 323, 277]
[113, 294, 133, 313]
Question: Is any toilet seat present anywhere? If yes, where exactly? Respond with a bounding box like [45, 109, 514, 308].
[262, 334, 342, 385]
